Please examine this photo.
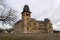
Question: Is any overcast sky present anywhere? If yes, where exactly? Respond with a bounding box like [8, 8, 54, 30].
[1, 0, 60, 30]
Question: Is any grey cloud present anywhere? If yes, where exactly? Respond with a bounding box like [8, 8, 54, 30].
[1, 0, 60, 30]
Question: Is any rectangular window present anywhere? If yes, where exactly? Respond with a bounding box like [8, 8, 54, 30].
[27, 27, 29, 30]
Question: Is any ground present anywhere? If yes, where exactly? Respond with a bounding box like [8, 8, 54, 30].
[0, 33, 60, 40]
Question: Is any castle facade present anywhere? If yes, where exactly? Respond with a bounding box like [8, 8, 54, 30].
[14, 5, 53, 33]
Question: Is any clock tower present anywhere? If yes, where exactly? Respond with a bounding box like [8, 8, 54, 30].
[21, 5, 31, 33]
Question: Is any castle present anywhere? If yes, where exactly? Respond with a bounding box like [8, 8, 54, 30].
[14, 5, 53, 33]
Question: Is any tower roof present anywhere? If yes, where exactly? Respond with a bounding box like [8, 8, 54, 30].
[22, 5, 31, 13]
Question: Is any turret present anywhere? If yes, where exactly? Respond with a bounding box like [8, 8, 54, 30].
[44, 18, 53, 33]
[21, 5, 31, 33]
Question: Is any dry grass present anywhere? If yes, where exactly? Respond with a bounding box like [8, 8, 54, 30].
[0, 33, 60, 40]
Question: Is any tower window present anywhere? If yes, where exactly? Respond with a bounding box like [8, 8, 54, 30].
[27, 22, 29, 25]
[27, 18, 29, 20]
[26, 14, 30, 16]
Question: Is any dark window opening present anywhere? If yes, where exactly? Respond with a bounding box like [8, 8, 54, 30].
[34, 23, 36, 25]
[39, 28, 40, 30]
[26, 14, 30, 16]
[27, 27, 29, 30]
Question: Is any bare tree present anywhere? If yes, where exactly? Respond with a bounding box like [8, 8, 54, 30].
[0, 0, 7, 7]
[4, 8, 17, 25]
[0, 0, 17, 27]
